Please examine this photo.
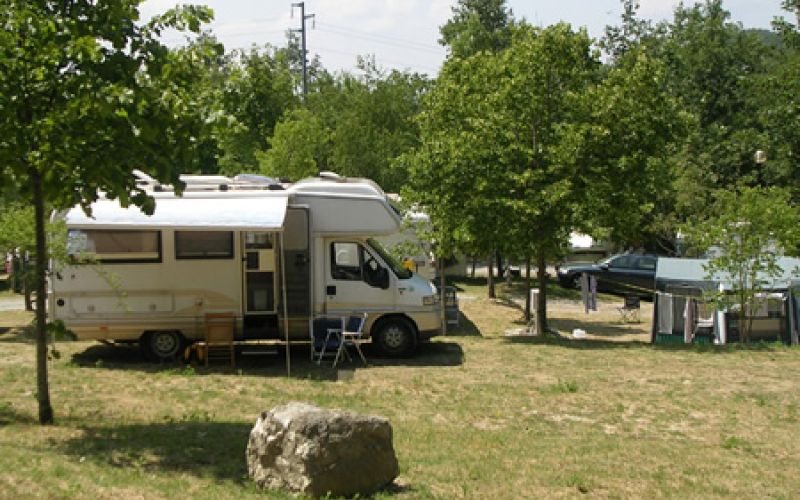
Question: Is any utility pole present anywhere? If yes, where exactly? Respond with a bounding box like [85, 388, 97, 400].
[291, 2, 315, 98]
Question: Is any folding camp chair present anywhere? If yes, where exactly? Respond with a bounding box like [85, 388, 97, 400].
[311, 316, 344, 365]
[333, 313, 368, 367]
[204, 312, 236, 367]
[618, 295, 641, 323]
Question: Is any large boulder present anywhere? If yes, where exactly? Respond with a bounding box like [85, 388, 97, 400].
[246, 402, 399, 497]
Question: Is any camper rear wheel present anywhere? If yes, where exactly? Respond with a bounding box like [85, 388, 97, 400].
[373, 317, 417, 357]
[141, 331, 185, 362]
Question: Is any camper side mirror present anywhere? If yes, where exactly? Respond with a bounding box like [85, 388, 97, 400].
[377, 267, 390, 289]
[364, 257, 390, 289]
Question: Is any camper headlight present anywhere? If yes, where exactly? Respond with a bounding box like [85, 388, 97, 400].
[423, 295, 437, 306]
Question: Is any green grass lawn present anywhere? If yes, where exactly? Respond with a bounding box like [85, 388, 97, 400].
[1, 279, 799, 498]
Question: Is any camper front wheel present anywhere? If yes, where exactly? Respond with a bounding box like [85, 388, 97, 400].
[142, 331, 184, 362]
[373, 318, 417, 357]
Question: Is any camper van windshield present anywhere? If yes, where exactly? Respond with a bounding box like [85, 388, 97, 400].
[367, 238, 412, 279]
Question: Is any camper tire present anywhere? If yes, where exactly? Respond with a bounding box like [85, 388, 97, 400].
[141, 331, 185, 362]
[373, 317, 417, 357]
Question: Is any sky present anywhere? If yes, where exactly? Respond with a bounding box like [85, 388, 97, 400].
[141, 0, 790, 75]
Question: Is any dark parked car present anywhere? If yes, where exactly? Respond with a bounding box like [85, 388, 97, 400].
[556, 254, 658, 296]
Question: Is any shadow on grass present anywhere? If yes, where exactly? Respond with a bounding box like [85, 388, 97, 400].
[364, 340, 464, 367]
[503, 333, 796, 354]
[504, 335, 652, 350]
[0, 402, 39, 425]
[548, 316, 643, 339]
[59, 420, 253, 483]
[0, 326, 34, 343]
[69, 339, 465, 376]
[445, 311, 482, 337]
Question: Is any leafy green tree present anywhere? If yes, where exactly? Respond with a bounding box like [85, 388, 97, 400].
[409, 23, 600, 326]
[683, 187, 799, 343]
[405, 45, 511, 300]
[752, 2, 800, 202]
[439, 0, 514, 57]
[557, 49, 689, 248]
[0, 0, 211, 424]
[774, 0, 800, 47]
[492, 24, 599, 328]
[658, 1, 775, 220]
[265, 60, 428, 192]
[217, 45, 299, 174]
[601, 0, 658, 61]
[169, 34, 230, 174]
[328, 60, 429, 192]
[259, 107, 330, 180]
[0, 203, 35, 308]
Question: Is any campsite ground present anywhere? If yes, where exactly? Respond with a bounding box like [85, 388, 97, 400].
[1, 278, 799, 498]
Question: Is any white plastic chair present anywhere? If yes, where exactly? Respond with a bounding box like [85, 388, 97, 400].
[332, 313, 368, 367]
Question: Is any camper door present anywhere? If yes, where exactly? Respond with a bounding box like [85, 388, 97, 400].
[243, 232, 277, 315]
[324, 239, 395, 315]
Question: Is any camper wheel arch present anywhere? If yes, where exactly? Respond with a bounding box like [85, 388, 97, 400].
[140, 330, 186, 362]
[371, 315, 418, 357]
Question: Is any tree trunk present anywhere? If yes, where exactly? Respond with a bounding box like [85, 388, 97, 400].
[535, 249, 547, 336]
[11, 254, 22, 293]
[23, 266, 33, 311]
[32, 171, 54, 424]
[470, 256, 476, 278]
[524, 256, 532, 322]
[487, 254, 496, 299]
[495, 251, 503, 281]
[440, 263, 448, 336]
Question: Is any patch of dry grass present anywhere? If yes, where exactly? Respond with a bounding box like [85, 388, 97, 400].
[0, 279, 799, 498]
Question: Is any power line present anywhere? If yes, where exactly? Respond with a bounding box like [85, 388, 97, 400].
[316, 21, 441, 52]
[314, 25, 443, 55]
[214, 16, 284, 26]
[214, 29, 287, 39]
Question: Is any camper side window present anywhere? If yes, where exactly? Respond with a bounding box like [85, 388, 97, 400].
[331, 242, 362, 281]
[175, 231, 233, 259]
[67, 229, 161, 263]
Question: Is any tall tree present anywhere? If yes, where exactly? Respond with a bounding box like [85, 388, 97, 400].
[660, 1, 774, 217]
[755, 1, 800, 202]
[601, 0, 657, 61]
[439, 0, 513, 58]
[0, 0, 211, 424]
[408, 23, 600, 319]
[0, 203, 36, 309]
[170, 33, 230, 174]
[406, 44, 511, 300]
[557, 49, 689, 248]
[264, 60, 428, 192]
[328, 59, 429, 192]
[259, 107, 330, 180]
[217, 45, 299, 174]
[491, 24, 601, 330]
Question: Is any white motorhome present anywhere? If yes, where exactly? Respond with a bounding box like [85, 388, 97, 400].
[49, 173, 442, 360]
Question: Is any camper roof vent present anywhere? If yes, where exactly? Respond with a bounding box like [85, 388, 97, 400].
[318, 171, 343, 181]
[233, 174, 278, 185]
[231, 174, 284, 190]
